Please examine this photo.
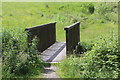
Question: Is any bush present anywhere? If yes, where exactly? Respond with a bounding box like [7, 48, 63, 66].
[80, 3, 95, 14]
[2, 30, 44, 78]
[74, 42, 93, 54]
[58, 33, 119, 78]
[88, 3, 95, 14]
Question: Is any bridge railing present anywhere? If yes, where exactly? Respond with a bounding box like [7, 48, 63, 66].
[64, 22, 80, 54]
[25, 22, 56, 52]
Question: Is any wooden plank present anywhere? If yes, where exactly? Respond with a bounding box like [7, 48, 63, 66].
[25, 22, 57, 30]
[64, 22, 80, 30]
[40, 42, 66, 62]
[25, 22, 57, 52]
[64, 22, 80, 54]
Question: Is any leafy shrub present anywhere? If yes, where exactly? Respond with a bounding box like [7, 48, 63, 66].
[45, 4, 49, 8]
[80, 3, 95, 14]
[88, 3, 95, 14]
[2, 30, 44, 78]
[74, 42, 93, 54]
[82, 33, 119, 78]
[58, 33, 119, 78]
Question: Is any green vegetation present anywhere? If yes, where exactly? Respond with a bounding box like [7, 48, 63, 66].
[2, 31, 44, 78]
[2, 2, 118, 78]
[0, 59, 1, 79]
[56, 2, 119, 78]
[58, 33, 119, 78]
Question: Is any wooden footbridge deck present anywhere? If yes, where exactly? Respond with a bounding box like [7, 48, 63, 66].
[25, 22, 80, 63]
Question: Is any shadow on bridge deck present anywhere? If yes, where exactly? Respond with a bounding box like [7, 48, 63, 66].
[40, 42, 66, 63]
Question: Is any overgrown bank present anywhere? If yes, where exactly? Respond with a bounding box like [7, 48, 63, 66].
[58, 32, 119, 78]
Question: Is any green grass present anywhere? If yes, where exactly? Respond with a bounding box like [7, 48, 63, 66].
[2, 2, 117, 41]
[81, 22, 118, 42]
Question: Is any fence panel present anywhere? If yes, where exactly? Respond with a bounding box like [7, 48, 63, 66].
[64, 22, 80, 54]
[25, 22, 56, 52]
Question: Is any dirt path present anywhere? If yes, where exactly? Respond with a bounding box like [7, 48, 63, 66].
[42, 65, 60, 78]
[41, 45, 66, 78]
[41, 46, 66, 78]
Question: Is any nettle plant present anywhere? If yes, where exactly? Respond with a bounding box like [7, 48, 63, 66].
[59, 32, 119, 78]
[81, 33, 119, 78]
[2, 29, 44, 77]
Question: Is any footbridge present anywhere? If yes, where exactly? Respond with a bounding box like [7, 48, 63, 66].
[25, 22, 80, 63]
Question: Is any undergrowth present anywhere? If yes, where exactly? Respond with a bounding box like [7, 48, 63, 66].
[2, 29, 44, 78]
[58, 33, 119, 78]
